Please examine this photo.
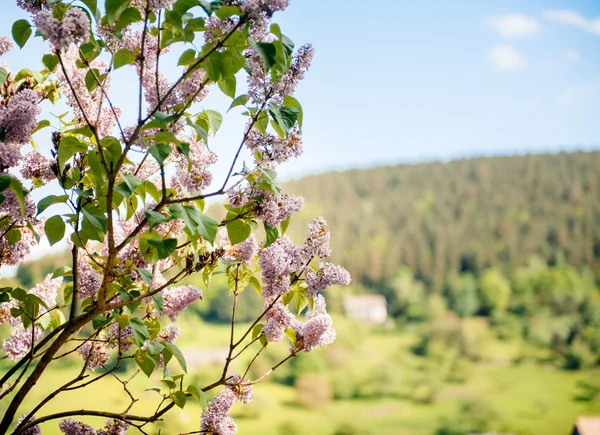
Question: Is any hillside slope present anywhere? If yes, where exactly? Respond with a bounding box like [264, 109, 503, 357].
[284, 151, 600, 290]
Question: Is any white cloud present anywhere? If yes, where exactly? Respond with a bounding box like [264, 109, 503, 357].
[565, 49, 581, 63]
[489, 45, 526, 70]
[487, 14, 539, 38]
[543, 9, 600, 35]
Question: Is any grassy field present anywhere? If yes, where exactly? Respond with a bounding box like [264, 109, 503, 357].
[2, 315, 599, 435]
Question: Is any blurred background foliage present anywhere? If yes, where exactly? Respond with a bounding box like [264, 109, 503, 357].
[2, 150, 600, 434]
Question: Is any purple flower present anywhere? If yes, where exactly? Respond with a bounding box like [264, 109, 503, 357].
[59, 418, 96, 435]
[0, 142, 21, 171]
[2, 327, 44, 361]
[161, 285, 203, 321]
[77, 256, 101, 300]
[0, 89, 41, 145]
[200, 389, 238, 435]
[35, 8, 90, 50]
[0, 37, 13, 55]
[15, 414, 42, 435]
[77, 342, 110, 371]
[103, 324, 134, 353]
[258, 235, 303, 298]
[157, 324, 180, 343]
[253, 191, 304, 229]
[30, 273, 63, 308]
[296, 313, 335, 352]
[21, 152, 56, 181]
[303, 217, 331, 259]
[262, 298, 294, 342]
[305, 263, 351, 297]
[227, 374, 254, 404]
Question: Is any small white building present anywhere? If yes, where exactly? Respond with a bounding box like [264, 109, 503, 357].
[343, 294, 388, 325]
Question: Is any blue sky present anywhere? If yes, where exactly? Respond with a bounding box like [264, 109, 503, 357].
[1, 0, 599, 183]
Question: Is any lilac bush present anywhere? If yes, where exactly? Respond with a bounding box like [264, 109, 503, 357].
[0, 0, 350, 434]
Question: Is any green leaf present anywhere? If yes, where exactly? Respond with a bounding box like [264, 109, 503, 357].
[203, 49, 245, 82]
[178, 49, 196, 66]
[42, 54, 59, 71]
[0, 68, 8, 86]
[137, 268, 153, 286]
[169, 204, 218, 243]
[130, 317, 150, 347]
[226, 219, 251, 245]
[114, 48, 137, 69]
[45, 215, 65, 246]
[252, 323, 264, 340]
[148, 143, 172, 165]
[58, 136, 88, 171]
[249, 276, 261, 294]
[187, 385, 207, 409]
[80, 0, 101, 21]
[283, 96, 303, 128]
[6, 230, 21, 245]
[163, 342, 187, 373]
[151, 292, 164, 313]
[105, 0, 131, 24]
[284, 327, 297, 346]
[52, 265, 72, 278]
[148, 238, 177, 259]
[135, 350, 157, 377]
[82, 208, 108, 233]
[93, 315, 111, 330]
[8, 178, 26, 217]
[204, 110, 223, 135]
[172, 391, 187, 409]
[264, 223, 279, 248]
[268, 102, 299, 136]
[37, 194, 68, 215]
[12, 19, 32, 49]
[114, 7, 142, 32]
[218, 75, 236, 98]
[145, 210, 171, 230]
[248, 39, 277, 70]
[227, 94, 247, 112]
[280, 215, 291, 235]
[32, 119, 51, 135]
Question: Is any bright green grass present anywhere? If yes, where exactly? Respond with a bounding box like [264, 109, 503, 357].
[2, 317, 599, 435]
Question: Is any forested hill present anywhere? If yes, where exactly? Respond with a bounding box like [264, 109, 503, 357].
[284, 151, 600, 291]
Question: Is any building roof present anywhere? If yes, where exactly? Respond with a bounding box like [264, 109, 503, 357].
[343, 294, 387, 310]
[575, 417, 600, 435]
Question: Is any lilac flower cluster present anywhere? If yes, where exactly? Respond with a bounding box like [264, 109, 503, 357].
[0, 37, 13, 55]
[103, 323, 134, 353]
[35, 8, 90, 50]
[226, 374, 253, 404]
[258, 235, 303, 298]
[220, 229, 258, 265]
[200, 388, 238, 435]
[302, 217, 331, 258]
[59, 418, 129, 435]
[0, 192, 41, 266]
[17, 0, 52, 15]
[245, 127, 303, 166]
[57, 48, 117, 130]
[246, 43, 313, 105]
[157, 324, 180, 343]
[21, 151, 56, 181]
[77, 255, 101, 299]
[2, 327, 44, 361]
[30, 273, 63, 307]
[305, 263, 351, 297]
[77, 342, 110, 371]
[295, 297, 336, 352]
[262, 298, 294, 342]
[0, 142, 21, 171]
[175, 146, 218, 194]
[0, 89, 41, 145]
[59, 418, 96, 435]
[149, 0, 176, 9]
[161, 285, 203, 321]
[274, 44, 314, 98]
[15, 414, 42, 435]
[253, 191, 304, 228]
